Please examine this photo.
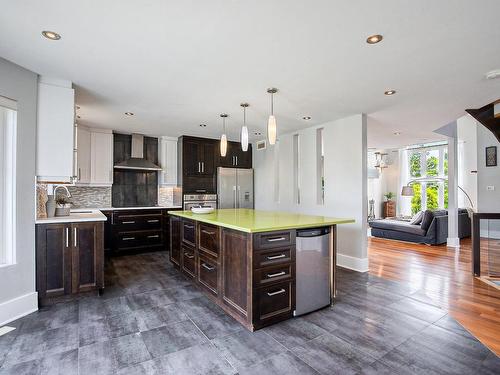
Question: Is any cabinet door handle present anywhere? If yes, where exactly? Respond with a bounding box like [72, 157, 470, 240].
[267, 237, 286, 242]
[78, 167, 81, 181]
[147, 235, 160, 239]
[74, 227, 77, 247]
[236, 156, 238, 165]
[267, 271, 286, 278]
[65, 227, 69, 248]
[201, 229, 215, 235]
[202, 263, 215, 271]
[185, 253, 194, 259]
[201, 162, 204, 173]
[267, 289, 286, 297]
[123, 237, 135, 241]
[267, 254, 286, 260]
[198, 162, 201, 173]
[184, 224, 195, 229]
[147, 219, 160, 223]
[122, 221, 136, 224]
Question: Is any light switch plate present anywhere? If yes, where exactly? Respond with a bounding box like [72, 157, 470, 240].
[487, 186, 495, 191]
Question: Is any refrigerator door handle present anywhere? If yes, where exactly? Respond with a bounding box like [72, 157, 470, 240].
[233, 185, 237, 208]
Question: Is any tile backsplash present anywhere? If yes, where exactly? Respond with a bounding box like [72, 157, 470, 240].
[159, 186, 182, 207]
[67, 186, 112, 208]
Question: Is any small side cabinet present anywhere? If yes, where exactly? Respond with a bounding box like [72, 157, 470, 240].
[36, 221, 104, 303]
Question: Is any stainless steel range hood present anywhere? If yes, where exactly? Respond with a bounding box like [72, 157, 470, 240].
[114, 133, 162, 171]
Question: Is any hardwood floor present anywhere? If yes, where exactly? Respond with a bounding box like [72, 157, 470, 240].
[368, 236, 500, 356]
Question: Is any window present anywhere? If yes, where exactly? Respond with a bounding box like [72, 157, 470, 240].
[0, 97, 17, 266]
[316, 128, 324, 204]
[407, 143, 448, 214]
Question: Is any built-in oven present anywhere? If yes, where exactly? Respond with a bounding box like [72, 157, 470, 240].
[183, 194, 217, 211]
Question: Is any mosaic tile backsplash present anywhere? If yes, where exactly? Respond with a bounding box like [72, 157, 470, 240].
[67, 186, 112, 208]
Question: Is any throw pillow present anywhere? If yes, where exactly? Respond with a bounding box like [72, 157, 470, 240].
[410, 211, 424, 225]
[420, 210, 435, 231]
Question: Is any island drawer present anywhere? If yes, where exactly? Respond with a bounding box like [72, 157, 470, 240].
[254, 263, 294, 287]
[253, 246, 294, 268]
[181, 245, 196, 278]
[182, 219, 196, 247]
[253, 230, 295, 250]
[254, 281, 294, 325]
[197, 254, 218, 295]
[198, 223, 219, 258]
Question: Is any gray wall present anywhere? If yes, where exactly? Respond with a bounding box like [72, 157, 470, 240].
[0, 58, 38, 320]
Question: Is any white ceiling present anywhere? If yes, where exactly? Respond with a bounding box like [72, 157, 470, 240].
[1, 0, 499, 148]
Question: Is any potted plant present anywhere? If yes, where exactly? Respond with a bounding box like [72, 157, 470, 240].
[384, 192, 395, 201]
[55, 196, 72, 216]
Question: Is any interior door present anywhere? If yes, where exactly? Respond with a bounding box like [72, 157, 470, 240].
[237, 168, 254, 208]
[217, 167, 237, 208]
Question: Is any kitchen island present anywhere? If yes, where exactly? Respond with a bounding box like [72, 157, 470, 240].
[168, 208, 354, 330]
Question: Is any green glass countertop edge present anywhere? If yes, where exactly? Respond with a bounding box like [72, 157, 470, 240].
[168, 209, 355, 233]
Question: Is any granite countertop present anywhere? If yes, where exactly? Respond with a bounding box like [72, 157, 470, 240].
[36, 209, 107, 224]
[78, 206, 183, 211]
[168, 208, 355, 233]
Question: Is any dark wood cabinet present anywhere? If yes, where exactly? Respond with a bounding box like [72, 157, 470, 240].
[218, 141, 252, 169]
[178, 136, 252, 195]
[169, 217, 299, 331]
[36, 221, 104, 303]
[383, 201, 396, 218]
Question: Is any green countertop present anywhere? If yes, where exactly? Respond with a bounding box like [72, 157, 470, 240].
[168, 208, 355, 233]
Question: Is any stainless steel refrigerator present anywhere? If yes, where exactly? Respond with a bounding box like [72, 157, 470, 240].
[217, 167, 254, 209]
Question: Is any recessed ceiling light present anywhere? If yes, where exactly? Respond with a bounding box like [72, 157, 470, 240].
[125, 112, 134, 116]
[199, 124, 207, 127]
[302, 116, 312, 120]
[485, 69, 500, 80]
[393, 131, 401, 136]
[41, 31, 61, 40]
[384, 89, 396, 96]
[366, 34, 383, 44]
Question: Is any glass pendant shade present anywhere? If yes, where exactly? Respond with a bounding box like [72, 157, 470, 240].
[267, 115, 277, 145]
[241, 126, 249, 151]
[220, 134, 227, 157]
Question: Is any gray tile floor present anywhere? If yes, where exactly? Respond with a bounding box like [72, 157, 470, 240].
[0, 251, 498, 374]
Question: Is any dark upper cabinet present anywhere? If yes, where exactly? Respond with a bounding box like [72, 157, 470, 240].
[178, 136, 217, 193]
[217, 141, 252, 169]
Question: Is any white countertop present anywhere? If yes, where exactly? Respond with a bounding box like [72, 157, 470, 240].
[36, 209, 108, 224]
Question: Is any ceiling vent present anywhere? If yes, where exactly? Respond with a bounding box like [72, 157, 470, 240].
[256, 140, 267, 150]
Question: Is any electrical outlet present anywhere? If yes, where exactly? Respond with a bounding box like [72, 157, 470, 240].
[487, 186, 495, 191]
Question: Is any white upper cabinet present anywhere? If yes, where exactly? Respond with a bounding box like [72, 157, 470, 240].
[76, 127, 113, 186]
[159, 136, 178, 186]
[76, 126, 91, 184]
[90, 130, 113, 185]
[36, 78, 75, 183]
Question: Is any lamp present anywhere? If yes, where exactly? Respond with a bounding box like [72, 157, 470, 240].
[240, 103, 249, 152]
[220, 113, 228, 157]
[267, 88, 278, 145]
[401, 178, 474, 209]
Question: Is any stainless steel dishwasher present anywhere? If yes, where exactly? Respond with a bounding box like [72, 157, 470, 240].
[294, 227, 331, 316]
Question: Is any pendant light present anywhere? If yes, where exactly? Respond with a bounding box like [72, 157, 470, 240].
[220, 113, 228, 157]
[267, 88, 278, 145]
[240, 103, 249, 152]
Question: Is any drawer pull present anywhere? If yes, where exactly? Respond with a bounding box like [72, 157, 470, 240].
[202, 229, 216, 235]
[267, 271, 286, 278]
[122, 221, 136, 224]
[267, 254, 286, 260]
[123, 237, 135, 241]
[147, 235, 160, 239]
[267, 237, 286, 242]
[147, 219, 160, 223]
[184, 225, 195, 229]
[201, 263, 215, 271]
[267, 289, 286, 297]
[184, 253, 195, 259]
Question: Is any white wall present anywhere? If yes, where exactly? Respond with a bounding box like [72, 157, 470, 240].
[367, 150, 400, 218]
[254, 114, 368, 272]
[0, 58, 38, 325]
[457, 115, 478, 209]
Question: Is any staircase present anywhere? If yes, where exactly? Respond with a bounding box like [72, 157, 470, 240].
[466, 100, 500, 142]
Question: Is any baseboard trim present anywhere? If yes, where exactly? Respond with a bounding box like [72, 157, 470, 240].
[0, 292, 38, 326]
[447, 237, 460, 248]
[337, 253, 369, 273]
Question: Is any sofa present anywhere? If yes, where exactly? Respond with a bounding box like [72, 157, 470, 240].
[369, 209, 471, 245]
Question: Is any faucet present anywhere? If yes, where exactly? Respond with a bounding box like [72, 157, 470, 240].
[53, 185, 72, 199]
